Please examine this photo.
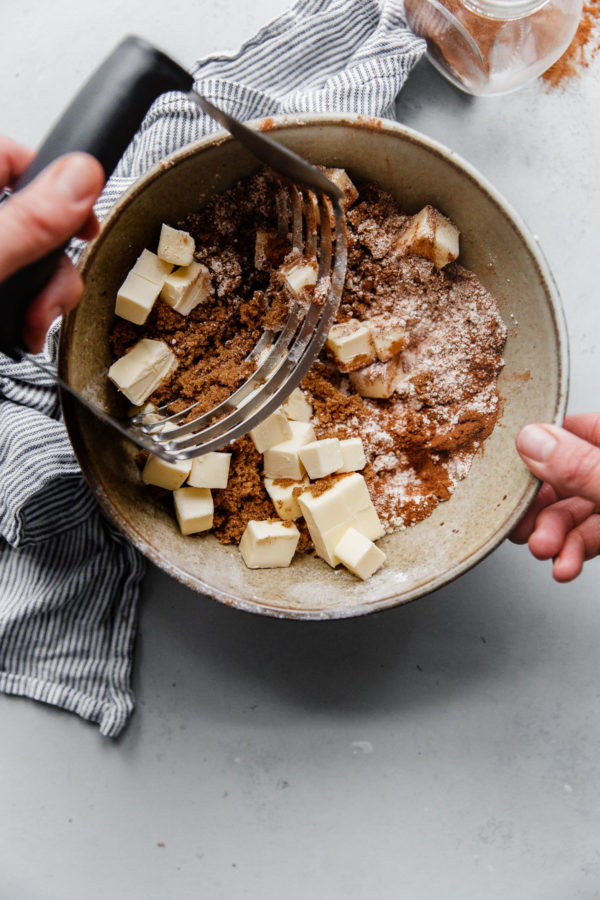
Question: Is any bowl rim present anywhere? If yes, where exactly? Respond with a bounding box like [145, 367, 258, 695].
[59, 112, 570, 620]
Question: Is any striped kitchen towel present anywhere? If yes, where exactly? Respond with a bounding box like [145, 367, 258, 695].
[0, 0, 425, 737]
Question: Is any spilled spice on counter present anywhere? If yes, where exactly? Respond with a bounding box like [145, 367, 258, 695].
[543, 0, 600, 87]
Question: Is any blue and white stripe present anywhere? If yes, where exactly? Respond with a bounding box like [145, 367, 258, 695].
[0, 0, 424, 737]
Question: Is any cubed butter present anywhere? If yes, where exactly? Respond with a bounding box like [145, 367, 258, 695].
[173, 487, 213, 535]
[280, 257, 318, 297]
[334, 527, 386, 580]
[336, 437, 366, 473]
[264, 477, 307, 521]
[158, 224, 196, 266]
[108, 339, 178, 405]
[239, 519, 300, 569]
[282, 387, 313, 423]
[188, 452, 231, 489]
[142, 453, 192, 491]
[298, 438, 343, 480]
[349, 357, 404, 399]
[161, 261, 212, 316]
[128, 402, 163, 425]
[115, 271, 162, 325]
[326, 319, 376, 372]
[395, 205, 459, 269]
[351, 504, 385, 542]
[367, 316, 406, 362]
[324, 167, 359, 210]
[132, 248, 174, 285]
[263, 420, 316, 480]
[298, 473, 384, 567]
[249, 410, 292, 454]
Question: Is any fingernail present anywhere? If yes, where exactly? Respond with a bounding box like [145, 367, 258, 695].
[516, 424, 557, 462]
[51, 154, 96, 203]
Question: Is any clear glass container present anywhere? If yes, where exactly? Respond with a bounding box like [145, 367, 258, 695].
[404, 0, 583, 95]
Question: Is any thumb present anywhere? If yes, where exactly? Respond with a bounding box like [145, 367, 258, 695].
[0, 152, 105, 281]
[516, 423, 600, 506]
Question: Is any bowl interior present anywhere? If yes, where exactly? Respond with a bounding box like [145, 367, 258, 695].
[60, 117, 568, 619]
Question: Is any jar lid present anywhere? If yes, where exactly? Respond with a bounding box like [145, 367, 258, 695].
[462, 0, 549, 19]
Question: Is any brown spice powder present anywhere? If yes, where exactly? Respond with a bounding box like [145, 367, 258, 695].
[543, 0, 600, 86]
[406, 0, 599, 92]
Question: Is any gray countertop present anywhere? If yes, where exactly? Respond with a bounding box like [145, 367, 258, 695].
[2, 3, 600, 898]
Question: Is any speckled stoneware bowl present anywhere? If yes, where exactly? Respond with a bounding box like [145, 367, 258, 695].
[59, 115, 568, 619]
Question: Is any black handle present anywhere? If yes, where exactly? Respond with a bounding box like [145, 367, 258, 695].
[0, 35, 194, 358]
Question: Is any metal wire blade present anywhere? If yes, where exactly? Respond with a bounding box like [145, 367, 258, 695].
[57, 99, 348, 461]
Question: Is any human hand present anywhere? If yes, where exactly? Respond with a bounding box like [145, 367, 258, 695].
[510, 414, 600, 581]
[0, 136, 104, 353]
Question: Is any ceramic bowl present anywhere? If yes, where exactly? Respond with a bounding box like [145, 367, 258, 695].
[58, 115, 568, 619]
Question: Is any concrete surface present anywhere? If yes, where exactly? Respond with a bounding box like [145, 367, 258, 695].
[1, 3, 600, 898]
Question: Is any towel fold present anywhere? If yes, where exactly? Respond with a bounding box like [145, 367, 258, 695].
[0, 0, 424, 737]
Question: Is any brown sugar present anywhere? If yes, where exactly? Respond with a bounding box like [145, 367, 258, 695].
[116, 171, 507, 549]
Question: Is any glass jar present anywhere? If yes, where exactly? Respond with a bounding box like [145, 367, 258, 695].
[404, 0, 583, 95]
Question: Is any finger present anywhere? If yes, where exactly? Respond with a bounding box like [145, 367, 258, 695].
[528, 495, 597, 560]
[563, 413, 600, 448]
[552, 514, 600, 583]
[0, 152, 104, 281]
[509, 481, 558, 544]
[516, 423, 600, 507]
[75, 210, 100, 243]
[0, 136, 36, 186]
[22, 255, 83, 353]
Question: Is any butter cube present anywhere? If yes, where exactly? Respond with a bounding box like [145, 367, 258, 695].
[297, 481, 352, 567]
[263, 420, 316, 480]
[282, 388, 313, 423]
[173, 487, 213, 535]
[264, 477, 307, 521]
[395, 205, 459, 269]
[132, 248, 174, 285]
[255, 229, 289, 271]
[115, 271, 162, 325]
[161, 261, 212, 316]
[324, 168, 359, 210]
[368, 316, 406, 362]
[239, 519, 300, 568]
[335, 469, 372, 511]
[349, 357, 404, 399]
[142, 453, 192, 491]
[335, 527, 386, 580]
[249, 410, 292, 454]
[326, 320, 376, 372]
[352, 504, 385, 542]
[298, 438, 343, 480]
[298, 473, 384, 567]
[188, 452, 231, 489]
[158, 224, 195, 266]
[280, 257, 318, 297]
[128, 402, 163, 425]
[108, 339, 178, 405]
[337, 437, 366, 473]
[300, 477, 357, 534]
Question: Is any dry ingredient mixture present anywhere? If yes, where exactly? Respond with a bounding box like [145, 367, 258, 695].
[111, 170, 507, 549]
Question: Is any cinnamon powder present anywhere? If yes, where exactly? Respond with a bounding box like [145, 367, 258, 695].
[543, 0, 600, 86]
[114, 172, 507, 548]
[405, 0, 599, 92]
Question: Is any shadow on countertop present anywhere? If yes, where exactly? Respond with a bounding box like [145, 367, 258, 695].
[127, 540, 568, 734]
